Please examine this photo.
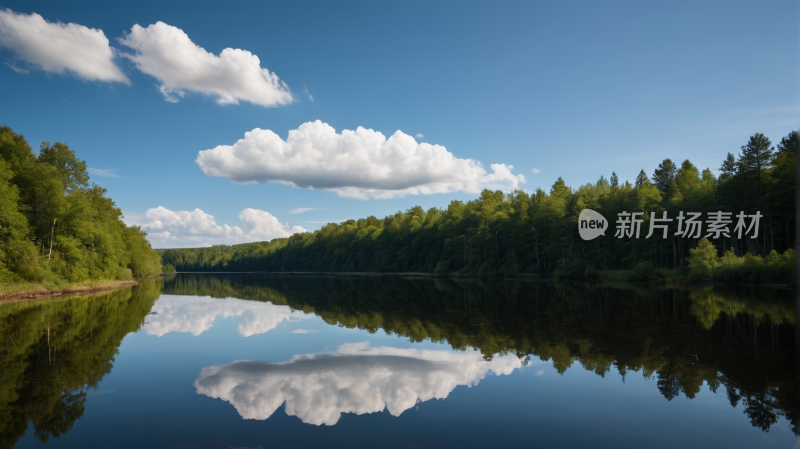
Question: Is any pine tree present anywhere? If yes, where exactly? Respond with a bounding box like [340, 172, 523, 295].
[738, 133, 774, 211]
[652, 159, 677, 202]
[635, 169, 649, 188]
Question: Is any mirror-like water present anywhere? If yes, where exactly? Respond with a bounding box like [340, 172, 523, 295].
[1, 274, 797, 448]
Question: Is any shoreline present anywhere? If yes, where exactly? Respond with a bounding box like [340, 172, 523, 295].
[0, 279, 143, 303]
[166, 271, 794, 288]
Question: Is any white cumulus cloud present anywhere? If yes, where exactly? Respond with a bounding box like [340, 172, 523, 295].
[532, 168, 541, 174]
[0, 9, 128, 83]
[137, 206, 305, 247]
[119, 21, 293, 107]
[194, 342, 523, 426]
[145, 296, 308, 337]
[195, 120, 527, 200]
[415, 133, 424, 139]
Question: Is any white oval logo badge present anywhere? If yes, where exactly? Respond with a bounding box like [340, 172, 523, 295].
[578, 209, 607, 241]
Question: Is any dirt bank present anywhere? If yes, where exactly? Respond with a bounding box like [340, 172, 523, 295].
[0, 280, 143, 303]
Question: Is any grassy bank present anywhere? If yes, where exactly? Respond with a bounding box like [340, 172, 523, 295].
[0, 279, 143, 302]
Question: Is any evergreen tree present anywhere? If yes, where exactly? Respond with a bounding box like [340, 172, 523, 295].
[776, 130, 798, 156]
[635, 169, 649, 188]
[738, 133, 774, 211]
[652, 159, 678, 202]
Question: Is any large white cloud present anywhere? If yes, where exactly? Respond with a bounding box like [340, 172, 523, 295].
[135, 206, 305, 247]
[119, 21, 293, 107]
[0, 9, 128, 83]
[194, 342, 523, 425]
[145, 296, 307, 337]
[195, 121, 527, 200]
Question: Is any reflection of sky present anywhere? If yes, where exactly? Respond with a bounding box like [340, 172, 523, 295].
[144, 295, 307, 337]
[194, 341, 524, 425]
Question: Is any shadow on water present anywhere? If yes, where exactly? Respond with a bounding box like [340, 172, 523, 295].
[161, 273, 799, 435]
[0, 280, 163, 449]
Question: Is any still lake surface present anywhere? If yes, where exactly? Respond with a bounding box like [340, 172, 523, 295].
[2, 274, 798, 448]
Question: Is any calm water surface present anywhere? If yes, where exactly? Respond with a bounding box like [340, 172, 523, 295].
[2, 274, 798, 448]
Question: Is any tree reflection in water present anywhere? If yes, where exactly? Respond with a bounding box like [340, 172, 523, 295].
[0, 274, 795, 448]
[164, 274, 799, 434]
[0, 280, 162, 448]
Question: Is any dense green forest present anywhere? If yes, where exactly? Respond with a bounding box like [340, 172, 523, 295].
[0, 126, 162, 288]
[162, 274, 798, 433]
[160, 131, 797, 283]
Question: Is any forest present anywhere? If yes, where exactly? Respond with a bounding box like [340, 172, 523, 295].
[0, 126, 162, 289]
[160, 131, 797, 284]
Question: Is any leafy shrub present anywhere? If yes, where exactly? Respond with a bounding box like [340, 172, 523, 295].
[687, 238, 718, 280]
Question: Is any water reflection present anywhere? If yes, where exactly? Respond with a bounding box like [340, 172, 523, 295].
[1, 274, 796, 448]
[164, 274, 799, 434]
[194, 341, 522, 425]
[145, 295, 307, 337]
[0, 280, 163, 448]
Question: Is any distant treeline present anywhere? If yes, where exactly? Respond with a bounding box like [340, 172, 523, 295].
[0, 126, 162, 286]
[160, 131, 797, 282]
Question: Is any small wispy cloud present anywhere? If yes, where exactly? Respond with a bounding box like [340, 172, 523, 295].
[89, 168, 125, 178]
[5, 62, 29, 73]
[289, 208, 314, 214]
[415, 133, 424, 139]
[300, 220, 345, 224]
[531, 168, 541, 175]
[302, 85, 314, 101]
[289, 207, 328, 214]
[534, 369, 544, 376]
[290, 329, 319, 334]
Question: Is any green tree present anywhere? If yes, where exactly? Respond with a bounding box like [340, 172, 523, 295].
[652, 159, 678, 202]
[635, 169, 649, 188]
[738, 133, 774, 211]
[0, 126, 162, 286]
[0, 158, 38, 281]
[687, 238, 718, 280]
[37, 142, 89, 193]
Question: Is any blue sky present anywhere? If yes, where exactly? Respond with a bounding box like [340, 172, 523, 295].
[1, 0, 797, 247]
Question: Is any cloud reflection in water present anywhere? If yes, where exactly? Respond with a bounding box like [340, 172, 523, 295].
[194, 342, 522, 425]
[144, 295, 307, 337]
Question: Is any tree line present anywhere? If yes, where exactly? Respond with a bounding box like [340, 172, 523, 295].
[159, 130, 797, 282]
[0, 126, 162, 287]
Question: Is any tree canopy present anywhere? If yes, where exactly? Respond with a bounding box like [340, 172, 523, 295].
[0, 126, 162, 286]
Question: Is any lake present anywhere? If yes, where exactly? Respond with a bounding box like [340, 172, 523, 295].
[1, 274, 798, 448]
